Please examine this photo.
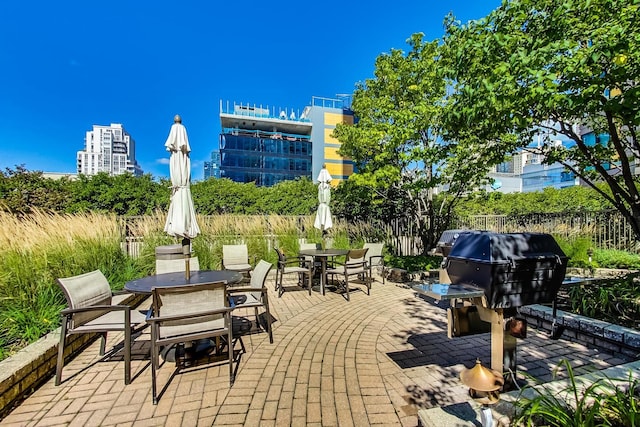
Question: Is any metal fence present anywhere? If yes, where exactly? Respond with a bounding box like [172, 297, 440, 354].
[453, 210, 639, 252]
[119, 210, 639, 258]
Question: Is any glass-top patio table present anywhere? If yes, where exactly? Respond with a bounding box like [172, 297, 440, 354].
[299, 248, 349, 295]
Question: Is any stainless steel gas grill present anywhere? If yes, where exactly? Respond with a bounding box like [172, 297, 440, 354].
[445, 231, 568, 309]
[413, 231, 569, 388]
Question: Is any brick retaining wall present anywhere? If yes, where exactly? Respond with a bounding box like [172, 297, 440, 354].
[0, 293, 147, 419]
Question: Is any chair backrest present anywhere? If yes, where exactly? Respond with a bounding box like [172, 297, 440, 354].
[57, 270, 112, 327]
[347, 248, 369, 264]
[363, 243, 384, 266]
[152, 281, 227, 339]
[156, 257, 200, 275]
[274, 247, 286, 263]
[299, 243, 321, 263]
[250, 260, 273, 301]
[223, 244, 249, 266]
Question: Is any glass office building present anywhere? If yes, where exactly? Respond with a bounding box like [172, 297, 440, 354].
[218, 102, 313, 186]
[216, 98, 354, 187]
[204, 151, 221, 179]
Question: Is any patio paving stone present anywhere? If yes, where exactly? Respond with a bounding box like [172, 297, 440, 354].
[1, 272, 637, 426]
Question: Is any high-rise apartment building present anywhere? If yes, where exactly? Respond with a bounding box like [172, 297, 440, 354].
[214, 96, 354, 186]
[204, 151, 221, 179]
[77, 123, 143, 176]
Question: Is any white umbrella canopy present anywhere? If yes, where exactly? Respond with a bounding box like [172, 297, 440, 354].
[314, 165, 333, 231]
[164, 115, 200, 276]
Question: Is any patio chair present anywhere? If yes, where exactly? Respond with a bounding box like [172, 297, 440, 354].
[326, 248, 370, 301]
[299, 242, 323, 269]
[227, 260, 274, 343]
[55, 270, 147, 386]
[155, 257, 200, 274]
[222, 244, 253, 277]
[274, 248, 312, 297]
[146, 281, 234, 404]
[363, 243, 385, 285]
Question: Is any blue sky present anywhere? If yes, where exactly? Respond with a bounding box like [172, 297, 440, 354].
[0, 1, 501, 180]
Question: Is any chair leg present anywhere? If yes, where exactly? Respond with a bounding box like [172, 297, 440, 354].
[151, 327, 159, 404]
[345, 274, 350, 301]
[124, 309, 131, 385]
[55, 316, 68, 386]
[307, 270, 312, 295]
[254, 307, 260, 330]
[99, 332, 107, 356]
[264, 296, 273, 344]
[228, 315, 235, 386]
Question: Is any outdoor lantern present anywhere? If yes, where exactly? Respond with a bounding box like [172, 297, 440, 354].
[460, 359, 503, 427]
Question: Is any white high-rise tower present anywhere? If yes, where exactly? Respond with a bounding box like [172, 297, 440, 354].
[76, 123, 143, 176]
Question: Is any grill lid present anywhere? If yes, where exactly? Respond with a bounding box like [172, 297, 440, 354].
[447, 231, 566, 264]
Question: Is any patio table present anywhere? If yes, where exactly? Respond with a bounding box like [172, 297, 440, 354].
[299, 248, 349, 295]
[124, 270, 244, 294]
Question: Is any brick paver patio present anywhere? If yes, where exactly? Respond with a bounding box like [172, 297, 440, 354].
[1, 272, 634, 426]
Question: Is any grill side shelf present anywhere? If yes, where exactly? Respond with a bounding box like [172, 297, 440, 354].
[411, 283, 485, 301]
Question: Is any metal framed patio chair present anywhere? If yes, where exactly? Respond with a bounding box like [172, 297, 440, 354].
[55, 270, 147, 386]
[155, 256, 200, 274]
[222, 244, 253, 278]
[326, 248, 370, 301]
[274, 248, 312, 297]
[146, 281, 235, 404]
[363, 243, 385, 285]
[227, 260, 274, 343]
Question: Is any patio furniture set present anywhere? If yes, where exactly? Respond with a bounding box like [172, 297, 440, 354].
[53, 242, 385, 404]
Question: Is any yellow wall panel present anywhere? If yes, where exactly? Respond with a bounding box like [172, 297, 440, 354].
[324, 112, 354, 126]
[324, 147, 344, 161]
[326, 162, 353, 179]
[324, 128, 340, 144]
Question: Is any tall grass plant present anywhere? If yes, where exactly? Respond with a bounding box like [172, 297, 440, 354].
[0, 210, 133, 359]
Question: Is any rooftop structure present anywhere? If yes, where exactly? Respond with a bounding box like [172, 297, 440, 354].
[214, 97, 354, 186]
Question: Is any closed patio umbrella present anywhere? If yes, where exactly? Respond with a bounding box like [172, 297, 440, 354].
[164, 115, 200, 279]
[314, 165, 333, 247]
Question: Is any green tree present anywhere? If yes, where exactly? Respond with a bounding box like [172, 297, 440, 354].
[441, 0, 640, 239]
[0, 165, 72, 214]
[334, 34, 492, 250]
[261, 177, 317, 215]
[191, 178, 262, 214]
[67, 173, 168, 215]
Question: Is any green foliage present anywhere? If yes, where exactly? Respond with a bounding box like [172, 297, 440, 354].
[441, 0, 640, 240]
[569, 273, 640, 329]
[594, 248, 640, 269]
[0, 168, 318, 217]
[191, 177, 317, 215]
[514, 359, 639, 427]
[261, 178, 318, 215]
[455, 185, 613, 218]
[0, 165, 73, 214]
[555, 236, 595, 269]
[385, 255, 442, 272]
[333, 33, 490, 251]
[67, 172, 169, 215]
[0, 233, 135, 359]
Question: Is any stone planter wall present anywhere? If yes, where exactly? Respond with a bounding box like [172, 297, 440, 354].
[0, 293, 147, 419]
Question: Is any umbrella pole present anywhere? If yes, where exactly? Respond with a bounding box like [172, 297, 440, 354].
[182, 237, 191, 280]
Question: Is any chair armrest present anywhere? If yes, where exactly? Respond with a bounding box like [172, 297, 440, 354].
[60, 304, 130, 316]
[227, 287, 267, 294]
[146, 307, 233, 325]
[369, 255, 384, 265]
[345, 261, 368, 269]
